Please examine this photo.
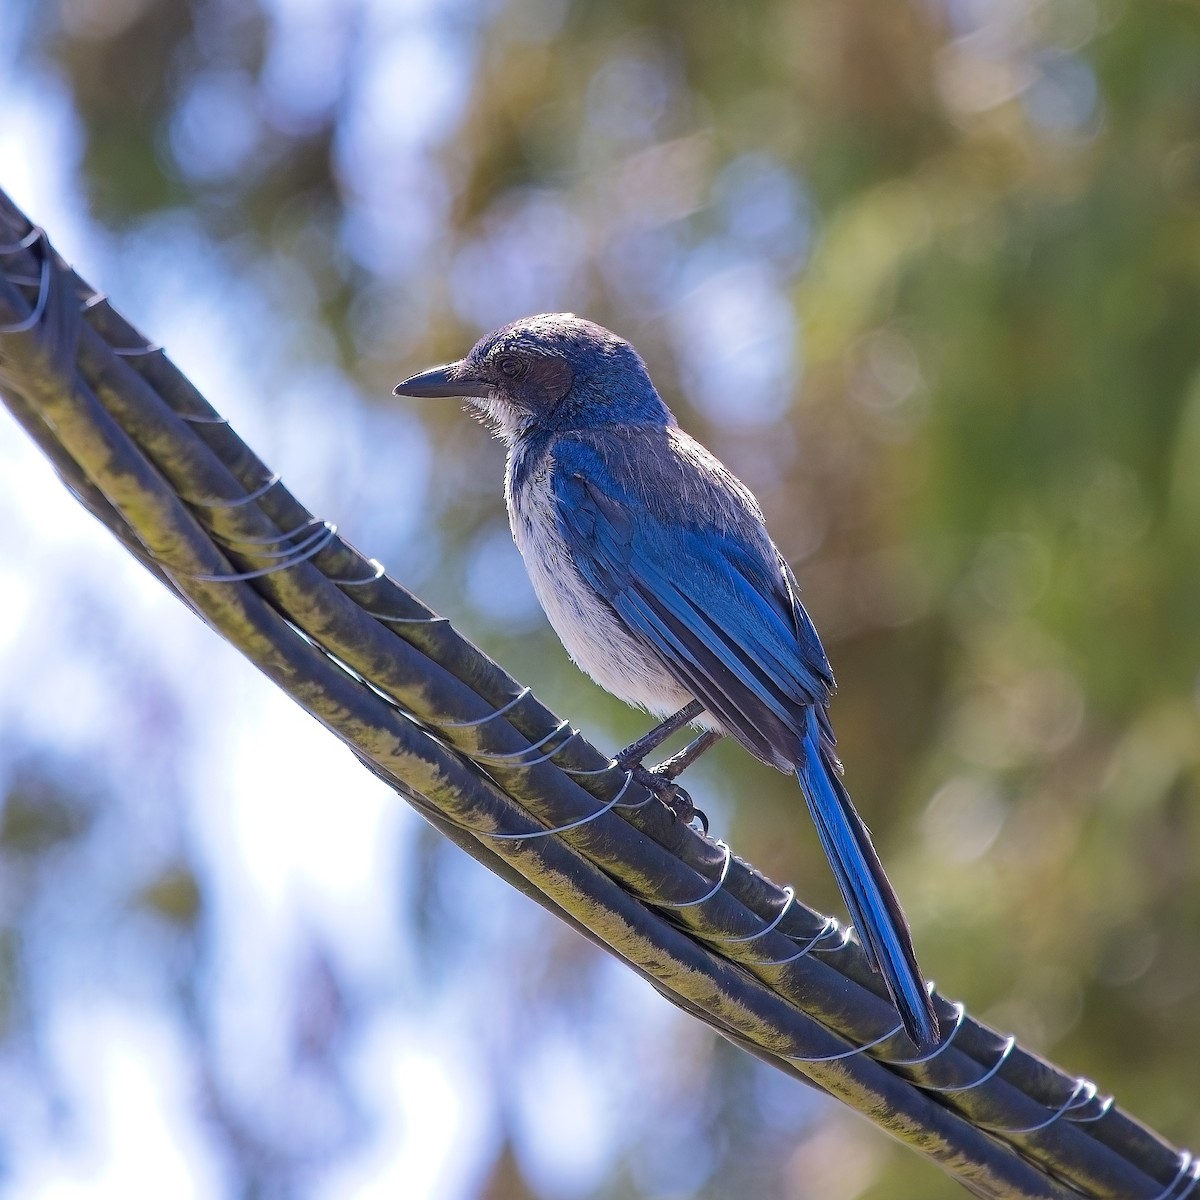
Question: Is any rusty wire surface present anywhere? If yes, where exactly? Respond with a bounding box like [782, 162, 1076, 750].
[1, 187, 1196, 1200]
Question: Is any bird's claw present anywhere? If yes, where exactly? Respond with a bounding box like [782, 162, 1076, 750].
[629, 765, 709, 834]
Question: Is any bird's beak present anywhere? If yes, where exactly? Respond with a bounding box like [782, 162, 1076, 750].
[392, 360, 491, 399]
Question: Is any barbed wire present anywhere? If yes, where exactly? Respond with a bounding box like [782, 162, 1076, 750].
[1, 186, 1194, 1199]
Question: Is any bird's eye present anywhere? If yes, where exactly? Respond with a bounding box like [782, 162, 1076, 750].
[497, 355, 526, 379]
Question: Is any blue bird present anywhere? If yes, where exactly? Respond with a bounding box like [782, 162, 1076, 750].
[394, 313, 939, 1049]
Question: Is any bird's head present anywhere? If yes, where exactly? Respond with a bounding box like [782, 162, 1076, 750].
[393, 313, 671, 441]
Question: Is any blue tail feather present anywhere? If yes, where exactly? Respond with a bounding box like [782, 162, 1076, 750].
[796, 711, 939, 1050]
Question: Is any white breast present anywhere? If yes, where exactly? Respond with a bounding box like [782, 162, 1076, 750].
[506, 448, 693, 718]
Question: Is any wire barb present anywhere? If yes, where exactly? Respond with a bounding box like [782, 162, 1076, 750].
[1151, 1153, 1200, 1200]
[976, 1076, 1101, 1136]
[0, 226, 44, 254]
[560, 758, 623, 778]
[186, 472, 281, 509]
[0, 235, 49, 334]
[476, 770, 635, 841]
[463, 717, 574, 765]
[360, 608, 450, 626]
[172, 521, 336, 583]
[437, 686, 532, 729]
[881, 1000, 967, 1067]
[638, 841, 732, 909]
[178, 410, 230, 424]
[785, 1016, 908, 1064]
[699, 885, 796, 945]
[211, 517, 323, 552]
[329, 558, 386, 586]
[745, 916, 849, 967]
[922, 1034, 1017, 1096]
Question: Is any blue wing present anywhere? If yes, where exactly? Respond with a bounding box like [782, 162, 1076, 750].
[550, 432, 939, 1048]
[551, 437, 831, 770]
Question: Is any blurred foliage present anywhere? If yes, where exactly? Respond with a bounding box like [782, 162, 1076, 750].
[4, 0, 1200, 1195]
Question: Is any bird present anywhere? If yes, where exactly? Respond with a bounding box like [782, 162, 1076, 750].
[393, 312, 939, 1049]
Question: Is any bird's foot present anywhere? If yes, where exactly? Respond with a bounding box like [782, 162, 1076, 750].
[627, 764, 709, 835]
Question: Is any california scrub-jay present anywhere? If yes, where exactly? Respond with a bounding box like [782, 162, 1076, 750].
[394, 313, 938, 1049]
